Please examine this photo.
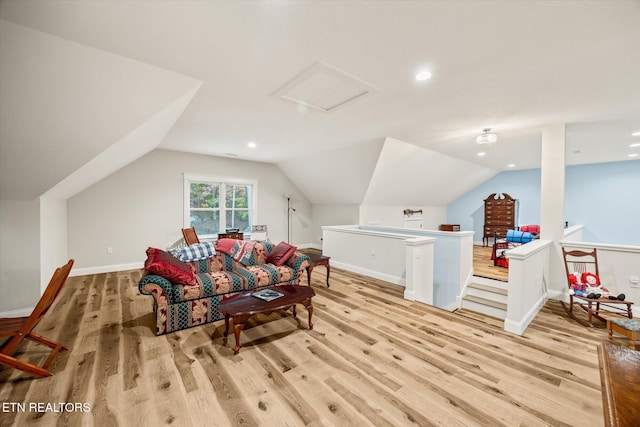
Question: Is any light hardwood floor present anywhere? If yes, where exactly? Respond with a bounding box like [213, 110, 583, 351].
[472, 244, 509, 282]
[0, 266, 622, 426]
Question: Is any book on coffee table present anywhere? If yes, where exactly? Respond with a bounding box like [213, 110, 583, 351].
[252, 288, 284, 302]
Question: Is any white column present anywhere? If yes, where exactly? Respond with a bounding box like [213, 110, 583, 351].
[540, 124, 566, 300]
[404, 237, 435, 305]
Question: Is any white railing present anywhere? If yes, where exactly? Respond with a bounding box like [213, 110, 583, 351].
[504, 239, 553, 335]
[322, 225, 473, 310]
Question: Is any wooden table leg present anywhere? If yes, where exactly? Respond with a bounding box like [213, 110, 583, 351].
[306, 267, 312, 286]
[231, 314, 250, 355]
[325, 262, 330, 288]
[301, 298, 313, 330]
[223, 314, 230, 337]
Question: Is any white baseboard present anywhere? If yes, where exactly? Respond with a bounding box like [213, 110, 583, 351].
[330, 260, 405, 286]
[548, 289, 567, 302]
[0, 307, 34, 318]
[440, 302, 459, 312]
[70, 262, 144, 277]
[297, 243, 322, 250]
[504, 293, 548, 335]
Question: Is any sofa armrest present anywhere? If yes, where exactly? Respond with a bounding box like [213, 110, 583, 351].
[286, 252, 310, 280]
[139, 274, 173, 305]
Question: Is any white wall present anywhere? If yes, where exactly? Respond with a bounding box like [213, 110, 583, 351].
[67, 149, 312, 273]
[311, 203, 360, 248]
[39, 197, 68, 293]
[0, 199, 41, 313]
[559, 242, 640, 304]
[359, 205, 447, 230]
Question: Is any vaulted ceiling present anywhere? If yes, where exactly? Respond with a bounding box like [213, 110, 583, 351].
[1, 1, 639, 204]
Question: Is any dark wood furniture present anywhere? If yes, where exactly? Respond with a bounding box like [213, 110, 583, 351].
[597, 342, 640, 427]
[182, 227, 200, 245]
[560, 248, 634, 327]
[0, 260, 74, 378]
[608, 319, 640, 349]
[483, 193, 516, 246]
[306, 253, 331, 287]
[217, 285, 315, 355]
[218, 232, 243, 240]
[439, 224, 460, 232]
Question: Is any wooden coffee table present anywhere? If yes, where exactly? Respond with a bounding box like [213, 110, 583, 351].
[217, 285, 315, 355]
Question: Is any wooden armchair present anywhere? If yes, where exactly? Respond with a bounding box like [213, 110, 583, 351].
[560, 248, 633, 327]
[181, 227, 200, 245]
[0, 259, 74, 378]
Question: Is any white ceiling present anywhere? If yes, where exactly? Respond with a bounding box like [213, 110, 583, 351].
[1, 1, 639, 204]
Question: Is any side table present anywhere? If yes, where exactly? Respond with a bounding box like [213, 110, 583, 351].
[306, 253, 331, 287]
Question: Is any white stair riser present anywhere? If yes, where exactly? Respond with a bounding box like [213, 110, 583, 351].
[461, 299, 507, 320]
[471, 276, 509, 290]
[466, 287, 508, 304]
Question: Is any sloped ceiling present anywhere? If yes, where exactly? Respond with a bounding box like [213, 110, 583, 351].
[0, 20, 201, 200]
[278, 139, 385, 204]
[362, 138, 498, 206]
[278, 137, 498, 206]
[1, 2, 639, 204]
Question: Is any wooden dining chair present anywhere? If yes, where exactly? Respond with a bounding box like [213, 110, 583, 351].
[181, 227, 200, 245]
[0, 259, 74, 378]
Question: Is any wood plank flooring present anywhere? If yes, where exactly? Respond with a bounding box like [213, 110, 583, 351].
[473, 244, 509, 282]
[0, 266, 623, 427]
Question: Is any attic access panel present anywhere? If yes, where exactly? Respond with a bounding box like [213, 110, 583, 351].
[273, 61, 379, 112]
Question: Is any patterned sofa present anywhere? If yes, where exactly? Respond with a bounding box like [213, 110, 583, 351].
[138, 240, 310, 335]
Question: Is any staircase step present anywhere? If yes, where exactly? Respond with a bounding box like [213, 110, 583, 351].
[463, 295, 507, 311]
[461, 296, 507, 320]
[472, 275, 508, 289]
[468, 283, 508, 296]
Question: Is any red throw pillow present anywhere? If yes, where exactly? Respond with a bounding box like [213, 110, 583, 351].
[144, 247, 197, 286]
[267, 241, 297, 266]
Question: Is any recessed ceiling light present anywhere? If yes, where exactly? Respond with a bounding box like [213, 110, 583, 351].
[632, 131, 640, 136]
[247, 141, 257, 148]
[628, 153, 639, 158]
[630, 143, 640, 148]
[415, 71, 432, 81]
[477, 152, 486, 157]
[507, 164, 516, 168]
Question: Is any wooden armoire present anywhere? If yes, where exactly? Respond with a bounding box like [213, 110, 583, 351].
[483, 193, 516, 246]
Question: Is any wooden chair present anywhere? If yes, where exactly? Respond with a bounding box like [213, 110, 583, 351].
[560, 248, 633, 327]
[0, 259, 74, 378]
[182, 227, 200, 245]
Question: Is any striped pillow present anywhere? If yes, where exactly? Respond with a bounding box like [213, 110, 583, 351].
[170, 242, 216, 262]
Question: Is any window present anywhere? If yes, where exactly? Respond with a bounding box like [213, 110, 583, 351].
[184, 175, 257, 238]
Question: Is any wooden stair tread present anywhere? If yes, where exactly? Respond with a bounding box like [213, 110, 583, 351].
[468, 283, 508, 296]
[463, 295, 507, 311]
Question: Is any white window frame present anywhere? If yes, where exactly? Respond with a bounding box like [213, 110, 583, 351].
[183, 174, 258, 239]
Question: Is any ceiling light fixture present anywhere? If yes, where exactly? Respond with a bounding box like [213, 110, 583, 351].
[247, 141, 257, 148]
[507, 164, 516, 168]
[629, 153, 639, 158]
[630, 143, 640, 148]
[476, 128, 497, 144]
[477, 152, 486, 157]
[632, 131, 640, 136]
[415, 71, 432, 81]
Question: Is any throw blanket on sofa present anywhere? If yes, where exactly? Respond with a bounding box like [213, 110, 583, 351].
[216, 238, 256, 265]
